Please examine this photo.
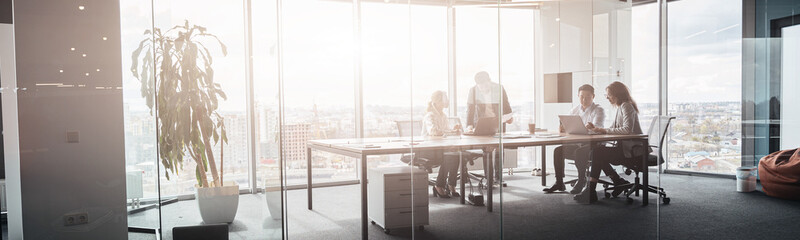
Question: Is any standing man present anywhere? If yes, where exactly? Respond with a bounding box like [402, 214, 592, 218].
[466, 71, 513, 186]
[543, 84, 626, 194]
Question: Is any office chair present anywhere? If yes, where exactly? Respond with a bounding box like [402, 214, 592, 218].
[563, 158, 613, 190]
[173, 224, 229, 240]
[394, 120, 484, 200]
[603, 115, 675, 204]
[395, 120, 434, 172]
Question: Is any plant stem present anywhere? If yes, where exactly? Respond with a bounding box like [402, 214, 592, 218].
[203, 131, 221, 187]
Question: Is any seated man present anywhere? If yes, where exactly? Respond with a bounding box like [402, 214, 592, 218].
[543, 84, 627, 194]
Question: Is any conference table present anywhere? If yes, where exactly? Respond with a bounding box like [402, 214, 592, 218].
[306, 133, 648, 239]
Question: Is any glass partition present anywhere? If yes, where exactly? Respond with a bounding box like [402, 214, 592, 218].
[251, 0, 284, 238]
[666, 0, 743, 175]
[22, 0, 800, 239]
[278, 0, 358, 238]
[120, 0, 161, 237]
[503, 0, 662, 238]
[124, 0, 284, 238]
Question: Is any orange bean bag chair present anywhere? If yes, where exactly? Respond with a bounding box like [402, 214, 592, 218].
[758, 148, 800, 200]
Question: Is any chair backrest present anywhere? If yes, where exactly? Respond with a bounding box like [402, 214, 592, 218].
[646, 115, 676, 158]
[396, 120, 422, 137]
[173, 224, 229, 240]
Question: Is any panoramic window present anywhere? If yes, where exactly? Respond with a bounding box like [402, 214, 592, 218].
[666, 0, 742, 174]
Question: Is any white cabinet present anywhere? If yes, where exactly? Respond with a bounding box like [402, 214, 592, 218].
[368, 166, 429, 233]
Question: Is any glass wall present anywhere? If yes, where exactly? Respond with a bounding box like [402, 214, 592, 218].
[9, 0, 796, 239]
[666, 0, 743, 175]
[117, 0, 660, 239]
[123, 0, 283, 239]
[120, 0, 160, 236]
[742, 0, 800, 167]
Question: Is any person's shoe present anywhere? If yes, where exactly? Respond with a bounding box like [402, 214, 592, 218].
[434, 186, 450, 198]
[448, 185, 460, 198]
[491, 181, 507, 188]
[611, 178, 631, 197]
[573, 188, 598, 204]
[569, 180, 586, 194]
[543, 181, 566, 193]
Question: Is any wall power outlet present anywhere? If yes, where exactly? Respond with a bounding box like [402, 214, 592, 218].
[63, 212, 89, 226]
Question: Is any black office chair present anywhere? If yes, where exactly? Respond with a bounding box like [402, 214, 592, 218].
[603, 116, 675, 204]
[395, 120, 435, 172]
[563, 158, 613, 190]
[395, 120, 484, 199]
[173, 224, 228, 240]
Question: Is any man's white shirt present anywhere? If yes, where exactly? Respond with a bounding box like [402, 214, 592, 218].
[570, 102, 605, 128]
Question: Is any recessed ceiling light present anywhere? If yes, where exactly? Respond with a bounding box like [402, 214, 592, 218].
[102, 37, 108, 41]
[85, 73, 90, 76]
[96, 69, 100, 72]
[78, 6, 85, 10]
[82, 54, 87, 57]
[70, 47, 75, 51]
[59, 69, 64, 73]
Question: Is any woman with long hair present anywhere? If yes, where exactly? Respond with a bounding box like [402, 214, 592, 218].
[576, 81, 645, 203]
[421, 90, 461, 198]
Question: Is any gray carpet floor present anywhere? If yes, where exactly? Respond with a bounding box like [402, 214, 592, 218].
[120, 171, 800, 240]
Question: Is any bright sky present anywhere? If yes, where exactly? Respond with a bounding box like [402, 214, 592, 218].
[120, 0, 742, 113]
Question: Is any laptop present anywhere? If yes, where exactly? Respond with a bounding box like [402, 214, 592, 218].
[463, 117, 500, 136]
[558, 115, 600, 135]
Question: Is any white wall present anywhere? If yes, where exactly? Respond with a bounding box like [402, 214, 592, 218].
[782, 25, 800, 149]
[12, 0, 127, 239]
[537, 0, 593, 130]
[1, 20, 24, 240]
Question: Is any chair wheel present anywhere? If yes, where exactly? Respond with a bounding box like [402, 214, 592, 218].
[384, 229, 391, 234]
[371, 221, 376, 225]
[603, 184, 609, 188]
[626, 197, 634, 204]
[662, 197, 670, 204]
[569, 182, 575, 187]
[605, 192, 611, 199]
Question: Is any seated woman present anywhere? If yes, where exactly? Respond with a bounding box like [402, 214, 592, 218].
[576, 81, 645, 204]
[420, 90, 462, 198]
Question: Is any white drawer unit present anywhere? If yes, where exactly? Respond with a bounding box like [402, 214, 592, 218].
[368, 166, 429, 234]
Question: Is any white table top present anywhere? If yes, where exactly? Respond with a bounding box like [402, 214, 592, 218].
[309, 133, 647, 155]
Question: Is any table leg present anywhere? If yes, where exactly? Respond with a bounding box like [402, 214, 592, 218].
[460, 151, 466, 205]
[541, 145, 547, 186]
[307, 147, 312, 210]
[487, 149, 493, 212]
[642, 139, 649, 206]
[361, 154, 368, 239]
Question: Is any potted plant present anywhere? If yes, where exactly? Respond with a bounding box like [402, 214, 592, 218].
[130, 20, 238, 224]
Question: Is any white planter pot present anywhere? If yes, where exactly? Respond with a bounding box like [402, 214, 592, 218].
[265, 186, 282, 220]
[196, 181, 240, 224]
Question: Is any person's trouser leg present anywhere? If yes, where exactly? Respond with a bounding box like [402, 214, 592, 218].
[436, 163, 449, 188]
[588, 145, 626, 189]
[601, 163, 623, 182]
[494, 150, 502, 182]
[446, 157, 460, 187]
[552, 146, 566, 181]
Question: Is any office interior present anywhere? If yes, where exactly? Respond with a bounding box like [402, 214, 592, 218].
[1, 0, 800, 239]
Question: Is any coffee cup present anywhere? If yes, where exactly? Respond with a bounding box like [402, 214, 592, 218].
[528, 123, 536, 134]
